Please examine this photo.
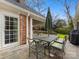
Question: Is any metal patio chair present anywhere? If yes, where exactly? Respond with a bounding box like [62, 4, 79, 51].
[54, 35, 67, 44]
[28, 38, 45, 59]
[49, 36, 67, 59]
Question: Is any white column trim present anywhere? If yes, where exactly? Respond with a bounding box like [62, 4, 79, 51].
[30, 18, 33, 39]
[26, 14, 29, 45]
[26, 15, 29, 38]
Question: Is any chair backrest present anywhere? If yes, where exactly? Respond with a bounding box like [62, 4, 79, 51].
[64, 36, 67, 44]
[60, 35, 67, 51]
[62, 35, 67, 49]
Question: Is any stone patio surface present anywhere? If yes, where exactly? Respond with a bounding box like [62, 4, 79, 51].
[0, 41, 79, 59]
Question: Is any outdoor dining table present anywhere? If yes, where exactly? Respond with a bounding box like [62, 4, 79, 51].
[32, 35, 58, 59]
[34, 35, 58, 42]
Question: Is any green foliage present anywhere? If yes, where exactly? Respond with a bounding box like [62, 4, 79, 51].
[57, 34, 66, 39]
[55, 19, 66, 28]
[54, 27, 70, 34]
[68, 19, 74, 30]
[45, 7, 52, 35]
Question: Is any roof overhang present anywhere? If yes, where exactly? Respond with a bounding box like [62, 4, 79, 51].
[0, 0, 46, 22]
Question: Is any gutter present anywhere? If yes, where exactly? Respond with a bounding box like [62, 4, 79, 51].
[0, 0, 45, 22]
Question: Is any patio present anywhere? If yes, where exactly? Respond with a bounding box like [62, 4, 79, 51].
[64, 41, 79, 59]
[0, 35, 79, 59]
[28, 37, 79, 59]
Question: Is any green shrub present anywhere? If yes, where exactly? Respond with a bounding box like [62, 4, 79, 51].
[54, 28, 70, 34]
[57, 34, 66, 39]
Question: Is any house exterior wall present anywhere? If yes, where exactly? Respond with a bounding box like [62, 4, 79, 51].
[20, 14, 27, 45]
[0, 12, 33, 59]
[0, 10, 33, 49]
[0, 1, 44, 59]
[0, 11, 20, 48]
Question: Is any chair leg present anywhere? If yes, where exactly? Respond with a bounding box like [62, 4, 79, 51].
[44, 48, 46, 55]
[44, 48, 48, 56]
[61, 55, 63, 59]
[29, 46, 30, 57]
[63, 51, 65, 55]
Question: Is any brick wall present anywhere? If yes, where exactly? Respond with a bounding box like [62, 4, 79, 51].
[20, 14, 26, 45]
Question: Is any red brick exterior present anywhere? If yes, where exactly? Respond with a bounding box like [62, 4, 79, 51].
[20, 14, 26, 45]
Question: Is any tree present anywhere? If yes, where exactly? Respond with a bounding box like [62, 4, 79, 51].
[64, 0, 74, 29]
[26, 0, 46, 15]
[55, 0, 74, 29]
[55, 19, 66, 28]
[45, 7, 52, 36]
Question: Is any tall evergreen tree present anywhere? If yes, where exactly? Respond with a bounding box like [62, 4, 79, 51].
[45, 7, 52, 36]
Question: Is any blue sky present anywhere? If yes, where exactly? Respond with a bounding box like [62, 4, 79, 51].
[43, 0, 78, 20]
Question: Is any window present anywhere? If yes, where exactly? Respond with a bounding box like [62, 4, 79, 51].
[5, 16, 18, 44]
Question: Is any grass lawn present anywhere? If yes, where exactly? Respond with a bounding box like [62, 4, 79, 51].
[57, 34, 66, 39]
[51, 34, 68, 46]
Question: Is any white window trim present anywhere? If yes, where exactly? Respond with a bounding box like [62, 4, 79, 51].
[0, 11, 20, 48]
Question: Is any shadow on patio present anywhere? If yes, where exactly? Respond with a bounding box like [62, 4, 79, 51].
[28, 39, 79, 59]
[0, 35, 79, 59]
